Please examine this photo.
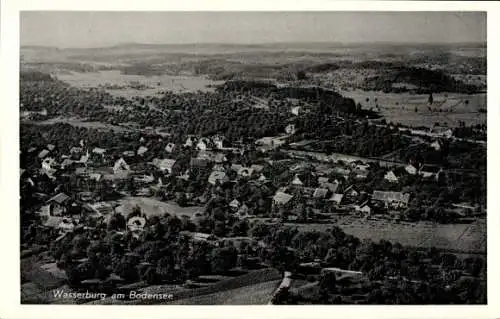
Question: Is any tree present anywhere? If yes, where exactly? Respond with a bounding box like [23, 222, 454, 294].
[211, 246, 238, 273]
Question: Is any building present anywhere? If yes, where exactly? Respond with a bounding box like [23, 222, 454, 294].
[372, 191, 410, 208]
[292, 174, 303, 186]
[313, 188, 329, 199]
[344, 185, 359, 198]
[127, 216, 147, 234]
[328, 193, 344, 206]
[92, 147, 106, 156]
[237, 167, 254, 178]
[153, 158, 177, 174]
[430, 140, 441, 151]
[38, 149, 50, 159]
[45, 193, 71, 216]
[137, 146, 148, 156]
[165, 143, 175, 153]
[285, 124, 296, 135]
[354, 201, 372, 215]
[419, 165, 443, 180]
[273, 191, 294, 207]
[291, 106, 302, 116]
[405, 164, 418, 175]
[185, 136, 195, 148]
[384, 171, 399, 183]
[229, 199, 241, 210]
[208, 170, 228, 185]
[113, 158, 131, 175]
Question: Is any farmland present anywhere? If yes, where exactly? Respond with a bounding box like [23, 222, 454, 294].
[57, 70, 224, 97]
[289, 217, 486, 253]
[341, 89, 486, 127]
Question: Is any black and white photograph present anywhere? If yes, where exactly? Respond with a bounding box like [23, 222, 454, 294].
[11, 6, 491, 310]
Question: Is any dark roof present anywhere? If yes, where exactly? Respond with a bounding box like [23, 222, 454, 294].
[47, 193, 70, 204]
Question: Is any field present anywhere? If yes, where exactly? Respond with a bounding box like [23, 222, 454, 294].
[341, 90, 486, 127]
[287, 217, 486, 253]
[57, 70, 224, 97]
[115, 196, 204, 218]
[168, 280, 281, 305]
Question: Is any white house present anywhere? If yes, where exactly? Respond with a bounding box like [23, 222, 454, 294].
[430, 140, 441, 151]
[137, 146, 148, 156]
[113, 158, 131, 175]
[185, 136, 194, 148]
[405, 164, 418, 175]
[384, 170, 399, 183]
[292, 174, 303, 186]
[208, 170, 228, 185]
[229, 199, 240, 210]
[291, 106, 302, 116]
[165, 143, 175, 153]
[153, 158, 177, 174]
[285, 124, 296, 135]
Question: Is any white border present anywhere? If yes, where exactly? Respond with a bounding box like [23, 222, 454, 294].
[1, 1, 499, 319]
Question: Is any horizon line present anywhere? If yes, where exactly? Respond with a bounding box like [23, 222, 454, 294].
[21, 40, 487, 50]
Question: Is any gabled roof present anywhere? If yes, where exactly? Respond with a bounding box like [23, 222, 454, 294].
[153, 158, 176, 171]
[229, 199, 240, 208]
[92, 147, 106, 154]
[313, 188, 329, 199]
[328, 193, 344, 204]
[321, 182, 339, 193]
[47, 192, 70, 205]
[372, 191, 410, 205]
[38, 149, 50, 159]
[137, 146, 148, 155]
[292, 175, 303, 186]
[208, 170, 228, 185]
[273, 192, 293, 205]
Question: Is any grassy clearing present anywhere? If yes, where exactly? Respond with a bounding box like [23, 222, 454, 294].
[341, 90, 486, 127]
[116, 196, 204, 218]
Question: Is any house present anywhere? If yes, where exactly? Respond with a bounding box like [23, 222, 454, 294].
[122, 150, 135, 157]
[113, 158, 131, 175]
[137, 146, 148, 156]
[196, 138, 212, 151]
[212, 136, 224, 149]
[292, 174, 303, 186]
[353, 163, 370, 171]
[46, 193, 71, 216]
[405, 164, 418, 175]
[41, 157, 57, 172]
[372, 191, 410, 208]
[419, 165, 443, 180]
[318, 177, 329, 185]
[328, 193, 344, 205]
[70, 147, 82, 155]
[229, 199, 240, 210]
[344, 185, 359, 198]
[190, 157, 210, 168]
[92, 147, 106, 155]
[321, 182, 339, 193]
[85, 202, 114, 217]
[384, 170, 399, 183]
[134, 174, 155, 184]
[185, 136, 195, 147]
[250, 164, 264, 173]
[313, 188, 329, 199]
[273, 192, 294, 207]
[430, 140, 441, 151]
[127, 216, 147, 233]
[38, 149, 50, 159]
[60, 159, 75, 170]
[285, 124, 296, 135]
[43, 216, 75, 234]
[291, 106, 302, 116]
[153, 158, 177, 174]
[353, 169, 369, 180]
[89, 173, 102, 182]
[47, 144, 56, 151]
[165, 143, 175, 153]
[237, 167, 254, 178]
[237, 204, 250, 217]
[354, 201, 372, 215]
[79, 150, 90, 164]
[208, 170, 228, 185]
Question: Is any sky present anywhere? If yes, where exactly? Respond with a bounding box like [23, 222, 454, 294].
[20, 11, 486, 48]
